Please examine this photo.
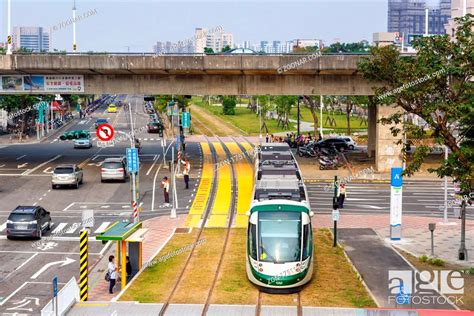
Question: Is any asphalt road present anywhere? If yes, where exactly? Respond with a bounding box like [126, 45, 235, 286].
[0, 95, 201, 315]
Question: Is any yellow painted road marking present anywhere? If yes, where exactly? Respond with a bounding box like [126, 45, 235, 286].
[185, 142, 213, 227]
[225, 142, 253, 228]
[206, 142, 232, 227]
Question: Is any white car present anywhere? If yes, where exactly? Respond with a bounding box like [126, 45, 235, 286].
[74, 137, 92, 149]
[338, 136, 357, 150]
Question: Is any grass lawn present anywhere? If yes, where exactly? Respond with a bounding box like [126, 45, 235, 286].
[193, 99, 367, 136]
[119, 231, 198, 302]
[398, 249, 474, 310]
[121, 228, 376, 308]
[289, 107, 368, 131]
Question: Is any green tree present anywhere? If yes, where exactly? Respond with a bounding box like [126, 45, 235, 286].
[274, 96, 297, 129]
[222, 96, 236, 115]
[358, 14, 474, 260]
[221, 45, 231, 53]
[323, 41, 370, 53]
[339, 96, 368, 135]
[204, 47, 214, 54]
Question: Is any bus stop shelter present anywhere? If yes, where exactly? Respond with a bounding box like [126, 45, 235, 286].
[96, 221, 148, 289]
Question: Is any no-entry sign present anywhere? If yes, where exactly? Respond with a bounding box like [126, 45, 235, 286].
[96, 123, 114, 141]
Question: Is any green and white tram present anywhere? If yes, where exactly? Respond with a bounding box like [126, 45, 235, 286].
[247, 143, 313, 291]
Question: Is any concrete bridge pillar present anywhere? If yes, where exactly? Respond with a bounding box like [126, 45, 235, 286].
[375, 105, 403, 172]
[367, 98, 376, 158]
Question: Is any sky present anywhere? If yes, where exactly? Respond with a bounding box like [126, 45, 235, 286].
[0, 0, 443, 52]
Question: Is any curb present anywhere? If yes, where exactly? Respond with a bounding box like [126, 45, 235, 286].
[304, 179, 445, 183]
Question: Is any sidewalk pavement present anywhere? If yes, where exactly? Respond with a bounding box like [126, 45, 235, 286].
[339, 228, 455, 309]
[0, 118, 75, 145]
[313, 214, 474, 267]
[87, 215, 186, 301]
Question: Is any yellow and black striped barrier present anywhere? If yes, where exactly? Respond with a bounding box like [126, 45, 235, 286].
[79, 229, 88, 301]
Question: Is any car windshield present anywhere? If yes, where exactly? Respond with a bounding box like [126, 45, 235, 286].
[54, 167, 74, 174]
[102, 162, 122, 169]
[9, 213, 35, 221]
[258, 211, 301, 263]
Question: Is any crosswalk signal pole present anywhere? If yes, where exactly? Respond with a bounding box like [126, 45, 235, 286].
[79, 229, 88, 301]
[333, 176, 338, 247]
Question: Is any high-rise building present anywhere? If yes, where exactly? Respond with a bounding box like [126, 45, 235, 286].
[292, 39, 323, 50]
[195, 28, 208, 53]
[12, 27, 51, 52]
[388, 0, 451, 35]
[445, 0, 474, 36]
[204, 29, 234, 52]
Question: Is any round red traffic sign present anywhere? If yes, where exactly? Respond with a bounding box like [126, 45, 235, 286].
[96, 123, 114, 141]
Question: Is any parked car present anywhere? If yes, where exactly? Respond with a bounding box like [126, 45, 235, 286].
[101, 157, 128, 182]
[95, 118, 109, 129]
[6, 206, 51, 239]
[52, 164, 84, 189]
[107, 104, 117, 113]
[337, 136, 357, 150]
[315, 138, 350, 152]
[74, 135, 93, 149]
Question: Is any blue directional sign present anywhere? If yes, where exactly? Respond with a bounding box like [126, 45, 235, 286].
[182, 112, 190, 128]
[53, 275, 58, 297]
[391, 167, 403, 187]
[126, 148, 139, 173]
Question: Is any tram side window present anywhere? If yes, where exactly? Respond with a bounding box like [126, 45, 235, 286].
[248, 223, 257, 260]
[302, 224, 312, 260]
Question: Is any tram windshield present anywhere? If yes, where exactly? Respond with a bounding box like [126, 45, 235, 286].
[258, 211, 301, 263]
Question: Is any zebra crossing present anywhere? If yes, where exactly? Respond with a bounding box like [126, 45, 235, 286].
[0, 220, 113, 237]
[306, 180, 473, 219]
[50, 136, 161, 143]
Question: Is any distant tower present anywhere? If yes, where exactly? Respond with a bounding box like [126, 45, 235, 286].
[72, 0, 77, 52]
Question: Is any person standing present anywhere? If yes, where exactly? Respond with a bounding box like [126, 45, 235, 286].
[266, 133, 270, 143]
[108, 255, 117, 294]
[182, 159, 191, 189]
[161, 176, 170, 206]
[338, 183, 346, 209]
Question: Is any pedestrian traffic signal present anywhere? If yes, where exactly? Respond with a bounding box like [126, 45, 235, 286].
[60, 130, 89, 140]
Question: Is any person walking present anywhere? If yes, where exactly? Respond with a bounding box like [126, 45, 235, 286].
[337, 183, 346, 209]
[161, 176, 170, 206]
[108, 255, 117, 294]
[182, 158, 191, 189]
[126, 256, 132, 282]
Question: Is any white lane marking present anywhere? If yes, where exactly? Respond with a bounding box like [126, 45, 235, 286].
[33, 202, 38, 206]
[63, 202, 75, 211]
[51, 222, 68, 234]
[23, 155, 61, 175]
[94, 222, 111, 234]
[0, 282, 28, 306]
[122, 205, 129, 208]
[38, 197, 43, 201]
[30, 257, 75, 279]
[14, 253, 38, 273]
[151, 163, 163, 212]
[43, 167, 54, 174]
[16, 155, 26, 161]
[65, 223, 80, 234]
[146, 154, 160, 176]
[100, 205, 110, 209]
[0, 164, 5, 168]
[17, 163, 28, 169]
[78, 120, 86, 125]
[0, 222, 6, 232]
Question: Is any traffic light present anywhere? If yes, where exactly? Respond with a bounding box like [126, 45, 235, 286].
[59, 130, 89, 140]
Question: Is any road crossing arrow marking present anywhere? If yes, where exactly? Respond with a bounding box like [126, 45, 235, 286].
[43, 167, 54, 174]
[30, 257, 75, 279]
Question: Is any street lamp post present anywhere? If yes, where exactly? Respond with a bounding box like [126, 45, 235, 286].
[320, 95, 324, 139]
[72, 0, 77, 52]
[7, 0, 12, 55]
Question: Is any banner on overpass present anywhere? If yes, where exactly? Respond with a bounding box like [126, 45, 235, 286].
[0, 75, 84, 93]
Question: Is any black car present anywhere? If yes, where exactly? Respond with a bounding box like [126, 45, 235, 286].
[147, 121, 164, 136]
[6, 206, 51, 239]
[315, 138, 349, 152]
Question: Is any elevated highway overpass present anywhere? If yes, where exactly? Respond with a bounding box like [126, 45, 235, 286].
[0, 53, 401, 172]
[0, 54, 380, 95]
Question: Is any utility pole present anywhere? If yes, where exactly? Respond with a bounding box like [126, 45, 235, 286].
[171, 147, 177, 218]
[320, 95, 324, 139]
[258, 98, 262, 144]
[7, 0, 12, 55]
[72, 0, 77, 52]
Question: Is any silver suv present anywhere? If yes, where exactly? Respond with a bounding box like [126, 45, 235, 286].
[52, 164, 84, 189]
[101, 157, 128, 182]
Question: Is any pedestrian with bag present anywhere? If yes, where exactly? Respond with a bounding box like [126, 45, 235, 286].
[181, 158, 191, 189]
[107, 255, 117, 294]
[337, 183, 347, 208]
[161, 176, 170, 206]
